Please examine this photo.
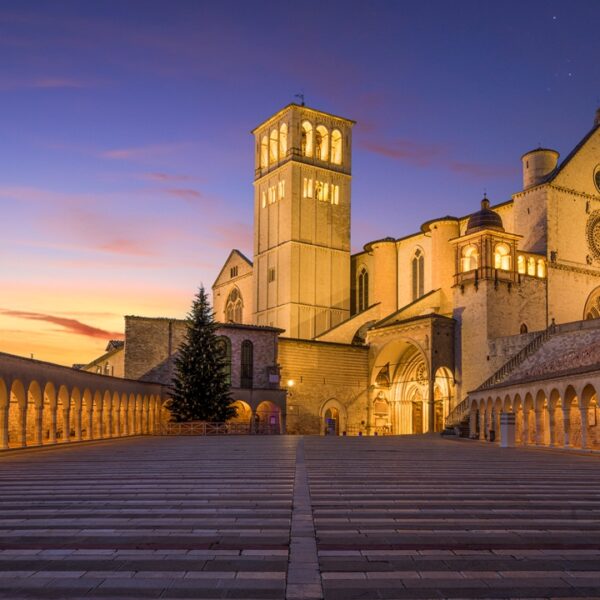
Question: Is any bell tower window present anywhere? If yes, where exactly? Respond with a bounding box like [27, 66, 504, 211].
[331, 129, 342, 164]
[301, 121, 313, 157]
[279, 123, 287, 158]
[315, 125, 329, 161]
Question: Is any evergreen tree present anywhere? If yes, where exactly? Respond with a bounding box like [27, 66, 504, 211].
[168, 286, 236, 422]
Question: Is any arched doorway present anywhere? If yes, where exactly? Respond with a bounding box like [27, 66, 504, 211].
[255, 401, 281, 434]
[230, 400, 253, 432]
[373, 338, 431, 435]
[320, 399, 347, 436]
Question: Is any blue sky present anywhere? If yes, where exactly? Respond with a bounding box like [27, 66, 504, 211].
[0, 0, 599, 364]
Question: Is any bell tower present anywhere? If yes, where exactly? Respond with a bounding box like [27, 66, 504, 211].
[252, 104, 355, 338]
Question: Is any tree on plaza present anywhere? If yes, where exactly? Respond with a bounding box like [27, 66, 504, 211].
[168, 286, 236, 422]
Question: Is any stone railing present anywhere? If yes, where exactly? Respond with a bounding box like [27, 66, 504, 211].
[159, 421, 280, 435]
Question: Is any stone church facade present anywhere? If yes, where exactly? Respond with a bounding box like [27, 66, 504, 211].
[212, 103, 600, 436]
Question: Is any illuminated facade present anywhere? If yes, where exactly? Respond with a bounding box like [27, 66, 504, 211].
[214, 103, 600, 436]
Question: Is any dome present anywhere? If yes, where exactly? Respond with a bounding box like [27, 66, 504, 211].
[465, 197, 504, 234]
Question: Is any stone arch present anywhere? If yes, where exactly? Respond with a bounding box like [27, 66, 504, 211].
[301, 120, 313, 157]
[434, 367, 454, 433]
[225, 287, 243, 324]
[230, 400, 252, 431]
[523, 392, 535, 445]
[320, 398, 347, 436]
[582, 383, 599, 449]
[9, 379, 27, 447]
[375, 337, 430, 435]
[331, 129, 342, 164]
[584, 285, 600, 320]
[255, 401, 281, 434]
[503, 394, 512, 413]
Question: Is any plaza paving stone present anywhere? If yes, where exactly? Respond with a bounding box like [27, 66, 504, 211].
[0, 435, 600, 598]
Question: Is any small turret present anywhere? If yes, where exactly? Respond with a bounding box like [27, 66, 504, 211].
[521, 147, 559, 189]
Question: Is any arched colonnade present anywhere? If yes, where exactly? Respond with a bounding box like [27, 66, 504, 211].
[0, 352, 166, 450]
[470, 378, 600, 450]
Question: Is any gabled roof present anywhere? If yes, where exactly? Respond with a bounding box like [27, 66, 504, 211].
[212, 249, 253, 288]
[541, 121, 600, 185]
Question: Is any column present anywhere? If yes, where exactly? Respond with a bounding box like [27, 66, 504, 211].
[427, 378, 435, 433]
[562, 405, 571, 448]
[548, 406, 556, 447]
[478, 410, 485, 441]
[580, 404, 588, 450]
[113, 402, 121, 437]
[0, 404, 8, 450]
[34, 404, 43, 446]
[62, 405, 70, 442]
[18, 404, 27, 448]
[87, 406, 94, 440]
[469, 408, 477, 438]
[104, 400, 113, 437]
[535, 407, 544, 446]
[49, 403, 57, 444]
[74, 406, 82, 441]
[97, 402, 104, 439]
[121, 404, 128, 436]
[522, 408, 530, 445]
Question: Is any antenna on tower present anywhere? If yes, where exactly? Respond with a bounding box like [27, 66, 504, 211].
[294, 93, 305, 106]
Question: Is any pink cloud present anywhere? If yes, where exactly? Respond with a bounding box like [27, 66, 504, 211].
[97, 238, 155, 257]
[100, 142, 192, 162]
[143, 172, 194, 183]
[165, 188, 203, 202]
[0, 309, 123, 340]
[361, 139, 443, 167]
[361, 138, 516, 179]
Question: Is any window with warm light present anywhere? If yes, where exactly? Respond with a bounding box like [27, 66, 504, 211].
[461, 244, 479, 272]
[269, 129, 278, 164]
[279, 123, 287, 158]
[277, 180, 285, 200]
[260, 136, 268, 168]
[494, 243, 511, 271]
[537, 259, 546, 278]
[315, 125, 329, 160]
[527, 256, 536, 276]
[331, 129, 342, 164]
[301, 121, 313, 157]
[517, 255, 526, 274]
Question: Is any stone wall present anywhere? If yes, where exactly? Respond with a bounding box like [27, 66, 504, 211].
[278, 338, 369, 434]
[124, 316, 281, 390]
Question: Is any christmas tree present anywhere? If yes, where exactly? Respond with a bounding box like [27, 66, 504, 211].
[168, 286, 236, 422]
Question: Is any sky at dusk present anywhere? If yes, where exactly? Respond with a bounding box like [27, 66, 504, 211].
[1, 0, 599, 366]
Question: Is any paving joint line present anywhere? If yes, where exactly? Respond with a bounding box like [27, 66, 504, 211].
[286, 436, 323, 600]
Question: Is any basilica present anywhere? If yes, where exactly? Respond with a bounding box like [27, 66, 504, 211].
[209, 102, 600, 436]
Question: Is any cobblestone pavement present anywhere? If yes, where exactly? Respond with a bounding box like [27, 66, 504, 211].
[1, 436, 600, 599]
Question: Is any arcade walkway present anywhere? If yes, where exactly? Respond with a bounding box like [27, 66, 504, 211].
[1, 436, 600, 599]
